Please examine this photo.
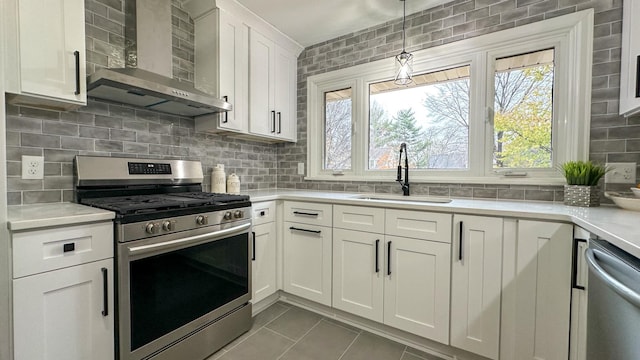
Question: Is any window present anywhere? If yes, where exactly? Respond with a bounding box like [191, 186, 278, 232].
[324, 88, 352, 170]
[369, 66, 470, 170]
[307, 10, 593, 185]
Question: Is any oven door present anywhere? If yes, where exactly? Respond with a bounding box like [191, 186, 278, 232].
[117, 221, 252, 360]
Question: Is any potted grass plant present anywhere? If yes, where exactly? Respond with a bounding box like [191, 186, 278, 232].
[560, 161, 609, 207]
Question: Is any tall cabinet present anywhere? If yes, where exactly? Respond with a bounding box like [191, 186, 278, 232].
[3, 0, 87, 109]
[620, 0, 640, 116]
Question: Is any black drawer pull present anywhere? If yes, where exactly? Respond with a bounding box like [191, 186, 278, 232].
[101, 267, 108, 316]
[293, 211, 319, 217]
[289, 226, 321, 234]
[260, 210, 266, 216]
[63, 243, 75, 252]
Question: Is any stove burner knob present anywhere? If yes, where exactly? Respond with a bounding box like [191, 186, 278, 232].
[196, 215, 208, 225]
[145, 223, 156, 234]
[223, 212, 232, 220]
[162, 221, 173, 231]
[233, 210, 243, 219]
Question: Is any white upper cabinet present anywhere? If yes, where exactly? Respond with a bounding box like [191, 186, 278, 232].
[186, 0, 302, 142]
[620, 0, 640, 116]
[249, 28, 297, 142]
[193, 8, 249, 134]
[4, 0, 87, 109]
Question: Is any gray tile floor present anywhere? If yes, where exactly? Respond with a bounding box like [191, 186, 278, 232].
[206, 302, 446, 360]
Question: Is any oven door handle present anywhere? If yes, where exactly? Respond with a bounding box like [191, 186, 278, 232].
[128, 222, 251, 255]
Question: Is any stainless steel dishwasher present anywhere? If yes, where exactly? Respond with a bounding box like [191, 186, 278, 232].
[585, 238, 640, 359]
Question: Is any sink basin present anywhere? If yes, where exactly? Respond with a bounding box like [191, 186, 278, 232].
[353, 194, 452, 203]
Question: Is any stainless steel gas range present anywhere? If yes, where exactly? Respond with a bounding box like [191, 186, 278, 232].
[74, 156, 252, 360]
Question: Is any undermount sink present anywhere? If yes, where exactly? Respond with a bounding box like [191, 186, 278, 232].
[353, 193, 452, 203]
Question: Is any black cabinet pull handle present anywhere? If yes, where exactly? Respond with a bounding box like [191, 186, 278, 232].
[387, 241, 392, 276]
[458, 221, 464, 261]
[101, 267, 108, 316]
[74, 50, 80, 95]
[252, 231, 256, 261]
[260, 210, 266, 216]
[293, 211, 319, 217]
[289, 226, 321, 234]
[63, 243, 75, 252]
[277, 112, 282, 134]
[375, 239, 380, 273]
[271, 111, 276, 133]
[635, 55, 640, 98]
[222, 96, 229, 123]
[572, 238, 587, 290]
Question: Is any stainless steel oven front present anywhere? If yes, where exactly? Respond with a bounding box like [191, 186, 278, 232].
[116, 211, 252, 360]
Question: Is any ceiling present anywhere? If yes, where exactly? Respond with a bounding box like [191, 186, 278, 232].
[234, 0, 446, 47]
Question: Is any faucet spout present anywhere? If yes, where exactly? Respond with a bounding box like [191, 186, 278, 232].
[396, 143, 410, 196]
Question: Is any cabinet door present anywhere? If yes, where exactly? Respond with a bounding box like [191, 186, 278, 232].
[218, 9, 248, 132]
[249, 28, 276, 137]
[384, 235, 451, 344]
[273, 44, 297, 141]
[451, 215, 503, 359]
[333, 228, 384, 322]
[13, 259, 114, 360]
[620, 0, 640, 116]
[283, 222, 332, 306]
[17, 0, 86, 103]
[501, 220, 572, 360]
[252, 222, 277, 303]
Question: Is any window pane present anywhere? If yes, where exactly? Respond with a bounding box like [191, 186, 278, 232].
[324, 88, 352, 170]
[493, 49, 554, 169]
[369, 66, 470, 170]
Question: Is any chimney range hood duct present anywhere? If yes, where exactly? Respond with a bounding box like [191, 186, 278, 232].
[86, 0, 231, 117]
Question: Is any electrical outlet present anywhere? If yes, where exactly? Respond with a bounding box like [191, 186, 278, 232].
[297, 162, 305, 176]
[22, 155, 44, 180]
[605, 162, 637, 184]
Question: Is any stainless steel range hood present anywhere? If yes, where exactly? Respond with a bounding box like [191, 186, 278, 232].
[86, 0, 231, 117]
[86, 68, 231, 117]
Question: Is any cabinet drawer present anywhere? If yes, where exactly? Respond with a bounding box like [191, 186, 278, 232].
[284, 201, 332, 227]
[12, 222, 114, 278]
[333, 205, 384, 233]
[385, 209, 452, 243]
[252, 201, 276, 225]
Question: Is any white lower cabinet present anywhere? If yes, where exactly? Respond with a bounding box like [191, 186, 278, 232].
[283, 221, 332, 306]
[332, 205, 451, 343]
[451, 215, 503, 360]
[500, 220, 573, 360]
[13, 259, 114, 360]
[252, 221, 277, 303]
[333, 228, 384, 322]
[384, 235, 451, 343]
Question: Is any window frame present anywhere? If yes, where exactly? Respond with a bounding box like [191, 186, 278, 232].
[307, 10, 593, 185]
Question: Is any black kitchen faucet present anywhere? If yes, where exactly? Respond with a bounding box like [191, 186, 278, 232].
[396, 143, 410, 196]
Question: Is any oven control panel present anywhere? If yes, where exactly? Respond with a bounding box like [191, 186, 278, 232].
[118, 207, 251, 242]
[128, 162, 172, 175]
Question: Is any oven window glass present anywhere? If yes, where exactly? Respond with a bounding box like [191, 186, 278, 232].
[129, 233, 249, 351]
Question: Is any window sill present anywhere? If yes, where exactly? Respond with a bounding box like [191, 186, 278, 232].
[304, 174, 567, 186]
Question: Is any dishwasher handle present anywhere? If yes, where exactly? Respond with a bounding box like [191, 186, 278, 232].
[586, 248, 640, 308]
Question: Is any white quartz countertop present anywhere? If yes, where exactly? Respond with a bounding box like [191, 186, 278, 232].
[8, 203, 115, 231]
[247, 189, 640, 258]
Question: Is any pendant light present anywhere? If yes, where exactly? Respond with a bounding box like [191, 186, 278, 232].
[394, 0, 413, 85]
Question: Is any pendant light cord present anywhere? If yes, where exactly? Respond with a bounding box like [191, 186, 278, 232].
[402, 0, 407, 52]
